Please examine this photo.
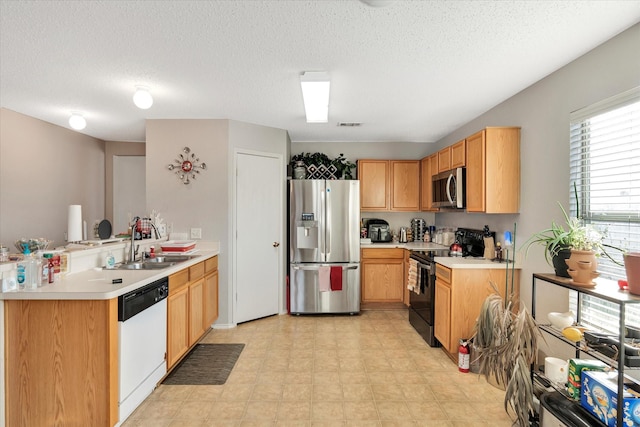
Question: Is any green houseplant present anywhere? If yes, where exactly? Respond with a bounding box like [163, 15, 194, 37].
[523, 185, 623, 277]
[290, 152, 356, 179]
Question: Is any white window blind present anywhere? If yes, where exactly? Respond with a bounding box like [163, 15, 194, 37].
[568, 87, 640, 333]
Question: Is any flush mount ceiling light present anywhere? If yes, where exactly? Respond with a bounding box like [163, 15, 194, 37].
[300, 71, 330, 123]
[133, 86, 153, 109]
[359, 0, 396, 7]
[68, 113, 86, 130]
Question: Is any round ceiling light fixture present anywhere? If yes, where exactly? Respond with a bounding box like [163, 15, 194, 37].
[133, 86, 153, 109]
[68, 113, 87, 130]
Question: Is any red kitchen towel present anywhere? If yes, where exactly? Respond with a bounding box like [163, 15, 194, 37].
[330, 266, 342, 291]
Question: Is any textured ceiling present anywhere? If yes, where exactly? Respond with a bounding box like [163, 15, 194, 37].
[1, 1, 639, 143]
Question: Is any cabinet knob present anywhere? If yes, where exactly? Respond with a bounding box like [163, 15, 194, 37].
[273, 242, 280, 247]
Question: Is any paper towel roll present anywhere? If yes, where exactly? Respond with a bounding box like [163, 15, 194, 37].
[67, 205, 83, 242]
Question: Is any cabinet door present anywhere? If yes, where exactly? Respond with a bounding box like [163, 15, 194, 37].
[358, 160, 389, 210]
[484, 127, 521, 213]
[167, 287, 189, 368]
[204, 270, 219, 328]
[421, 154, 438, 211]
[434, 280, 451, 351]
[189, 278, 205, 346]
[451, 139, 466, 168]
[438, 147, 451, 173]
[403, 250, 410, 305]
[361, 259, 404, 302]
[465, 130, 486, 212]
[390, 160, 420, 211]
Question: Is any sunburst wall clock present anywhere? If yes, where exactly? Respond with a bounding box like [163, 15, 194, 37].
[167, 146, 207, 184]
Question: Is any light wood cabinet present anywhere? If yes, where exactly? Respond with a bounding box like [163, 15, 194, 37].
[465, 127, 520, 213]
[434, 263, 520, 359]
[438, 147, 451, 173]
[167, 255, 219, 370]
[403, 249, 410, 305]
[420, 154, 438, 211]
[358, 159, 420, 211]
[358, 160, 389, 210]
[204, 256, 219, 327]
[5, 298, 119, 427]
[451, 139, 466, 168]
[390, 160, 420, 211]
[361, 248, 404, 303]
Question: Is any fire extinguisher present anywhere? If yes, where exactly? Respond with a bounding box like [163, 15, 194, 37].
[458, 339, 470, 373]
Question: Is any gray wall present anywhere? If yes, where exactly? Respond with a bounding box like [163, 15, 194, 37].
[145, 119, 289, 327]
[0, 108, 105, 248]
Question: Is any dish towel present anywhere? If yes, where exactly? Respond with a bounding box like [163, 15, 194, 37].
[318, 266, 331, 292]
[407, 259, 419, 294]
[330, 266, 343, 291]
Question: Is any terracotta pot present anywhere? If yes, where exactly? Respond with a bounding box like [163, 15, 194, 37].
[565, 249, 599, 285]
[624, 252, 640, 296]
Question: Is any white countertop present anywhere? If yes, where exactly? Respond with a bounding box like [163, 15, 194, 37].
[0, 243, 220, 301]
[361, 242, 521, 269]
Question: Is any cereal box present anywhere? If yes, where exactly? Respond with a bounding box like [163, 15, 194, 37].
[568, 358, 608, 400]
[581, 370, 640, 426]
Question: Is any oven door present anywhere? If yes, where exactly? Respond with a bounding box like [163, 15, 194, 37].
[408, 256, 441, 347]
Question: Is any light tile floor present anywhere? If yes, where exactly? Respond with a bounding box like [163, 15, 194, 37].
[123, 309, 515, 426]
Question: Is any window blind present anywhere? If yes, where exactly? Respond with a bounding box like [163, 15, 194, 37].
[568, 87, 640, 333]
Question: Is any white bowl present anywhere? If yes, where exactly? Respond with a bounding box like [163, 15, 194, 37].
[547, 311, 575, 330]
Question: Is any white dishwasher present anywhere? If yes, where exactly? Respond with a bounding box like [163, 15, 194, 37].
[117, 277, 168, 425]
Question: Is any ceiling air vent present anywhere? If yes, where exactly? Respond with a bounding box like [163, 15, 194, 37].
[337, 122, 362, 127]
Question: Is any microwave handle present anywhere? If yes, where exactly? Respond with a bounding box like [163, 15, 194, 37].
[446, 173, 455, 204]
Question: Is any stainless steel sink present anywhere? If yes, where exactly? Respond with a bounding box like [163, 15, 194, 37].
[115, 261, 176, 270]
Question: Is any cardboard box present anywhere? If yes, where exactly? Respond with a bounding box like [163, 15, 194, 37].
[567, 358, 608, 400]
[581, 370, 640, 426]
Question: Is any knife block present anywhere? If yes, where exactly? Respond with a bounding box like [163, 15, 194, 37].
[483, 237, 495, 260]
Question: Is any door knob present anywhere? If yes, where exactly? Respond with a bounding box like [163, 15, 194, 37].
[273, 242, 280, 247]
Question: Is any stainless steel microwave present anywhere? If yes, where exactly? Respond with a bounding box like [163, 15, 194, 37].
[432, 167, 465, 208]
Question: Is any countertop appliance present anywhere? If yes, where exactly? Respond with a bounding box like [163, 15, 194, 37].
[432, 167, 465, 209]
[367, 218, 392, 243]
[289, 179, 360, 314]
[408, 227, 489, 346]
[118, 277, 168, 424]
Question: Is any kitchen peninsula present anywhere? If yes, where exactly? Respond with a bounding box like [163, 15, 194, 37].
[0, 240, 220, 427]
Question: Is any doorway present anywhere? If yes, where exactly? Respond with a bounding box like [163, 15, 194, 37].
[234, 150, 284, 324]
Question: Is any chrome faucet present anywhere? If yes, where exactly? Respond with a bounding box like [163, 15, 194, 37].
[129, 217, 162, 262]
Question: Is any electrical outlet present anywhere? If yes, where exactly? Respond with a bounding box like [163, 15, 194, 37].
[190, 228, 202, 239]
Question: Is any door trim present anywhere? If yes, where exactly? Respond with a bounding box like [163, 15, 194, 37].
[231, 149, 285, 326]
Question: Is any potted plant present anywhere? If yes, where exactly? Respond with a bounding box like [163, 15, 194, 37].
[331, 153, 356, 179]
[523, 185, 623, 278]
[473, 282, 540, 426]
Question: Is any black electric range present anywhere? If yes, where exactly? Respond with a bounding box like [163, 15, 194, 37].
[408, 228, 494, 347]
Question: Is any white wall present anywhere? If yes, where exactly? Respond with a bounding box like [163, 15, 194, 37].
[0, 108, 105, 248]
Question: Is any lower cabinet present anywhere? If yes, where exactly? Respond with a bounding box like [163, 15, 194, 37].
[434, 263, 520, 359]
[361, 248, 404, 303]
[167, 255, 219, 371]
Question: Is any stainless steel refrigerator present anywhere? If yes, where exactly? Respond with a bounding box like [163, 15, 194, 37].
[289, 179, 360, 314]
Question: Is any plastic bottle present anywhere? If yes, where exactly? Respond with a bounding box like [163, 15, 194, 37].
[41, 253, 49, 285]
[45, 254, 55, 284]
[105, 251, 116, 269]
[19, 247, 39, 290]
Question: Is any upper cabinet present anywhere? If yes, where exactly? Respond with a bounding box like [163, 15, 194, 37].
[466, 127, 521, 213]
[358, 160, 390, 210]
[438, 147, 451, 173]
[451, 139, 466, 168]
[420, 154, 438, 212]
[358, 160, 420, 211]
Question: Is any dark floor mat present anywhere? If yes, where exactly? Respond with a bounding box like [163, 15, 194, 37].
[162, 343, 244, 385]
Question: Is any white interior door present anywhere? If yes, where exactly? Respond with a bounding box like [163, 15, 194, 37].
[235, 151, 282, 324]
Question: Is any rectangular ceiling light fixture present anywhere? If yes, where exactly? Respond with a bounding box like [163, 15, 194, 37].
[300, 71, 330, 123]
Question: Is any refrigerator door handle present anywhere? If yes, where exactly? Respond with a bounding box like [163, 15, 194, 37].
[324, 184, 331, 260]
[291, 265, 359, 271]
